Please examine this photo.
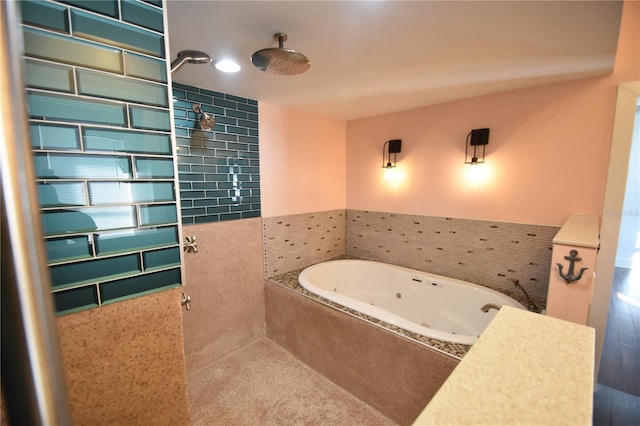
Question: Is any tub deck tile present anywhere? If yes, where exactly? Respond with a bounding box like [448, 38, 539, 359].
[266, 257, 472, 360]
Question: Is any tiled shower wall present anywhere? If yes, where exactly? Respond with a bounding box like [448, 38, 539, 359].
[263, 209, 558, 306]
[22, 0, 181, 314]
[172, 83, 261, 224]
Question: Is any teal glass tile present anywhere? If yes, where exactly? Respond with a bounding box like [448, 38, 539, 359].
[34, 153, 131, 179]
[24, 59, 74, 93]
[83, 128, 171, 155]
[139, 204, 178, 226]
[143, 247, 180, 271]
[50, 254, 141, 289]
[95, 226, 178, 255]
[121, 0, 163, 32]
[77, 69, 168, 107]
[30, 124, 80, 150]
[27, 92, 126, 126]
[135, 157, 174, 178]
[124, 52, 167, 83]
[142, 0, 163, 7]
[46, 235, 92, 263]
[100, 268, 181, 303]
[21, 1, 69, 33]
[59, 1, 118, 18]
[38, 182, 87, 207]
[71, 9, 165, 57]
[42, 206, 136, 236]
[88, 182, 175, 205]
[53, 285, 98, 315]
[129, 106, 171, 131]
[22, 27, 123, 73]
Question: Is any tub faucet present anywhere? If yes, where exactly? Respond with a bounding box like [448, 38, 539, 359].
[481, 303, 501, 313]
[509, 278, 540, 313]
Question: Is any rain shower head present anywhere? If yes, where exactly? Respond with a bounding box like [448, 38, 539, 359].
[171, 50, 212, 75]
[192, 103, 215, 131]
[251, 33, 310, 76]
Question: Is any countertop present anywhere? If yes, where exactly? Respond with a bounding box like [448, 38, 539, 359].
[552, 214, 600, 248]
[412, 306, 595, 425]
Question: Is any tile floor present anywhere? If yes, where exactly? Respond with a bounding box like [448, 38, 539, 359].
[187, 337, 397, 425]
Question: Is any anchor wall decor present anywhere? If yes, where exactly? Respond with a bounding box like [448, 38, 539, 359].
[557, 249, 589, 284]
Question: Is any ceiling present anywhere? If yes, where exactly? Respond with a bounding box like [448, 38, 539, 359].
[166, 1, 623, 121]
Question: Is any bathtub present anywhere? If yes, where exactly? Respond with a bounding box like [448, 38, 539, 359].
[298, 259, 525, 345]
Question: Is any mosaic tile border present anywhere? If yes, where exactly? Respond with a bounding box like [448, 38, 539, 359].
[262, 210, 346, 276]
[266, 256, 471, 360]
[346, 210, 558, 309]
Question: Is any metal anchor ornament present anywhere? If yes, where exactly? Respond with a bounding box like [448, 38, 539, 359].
[557, 249, 588, 284]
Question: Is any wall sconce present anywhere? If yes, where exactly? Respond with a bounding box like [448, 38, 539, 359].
[382, 139, 402, 169]
[464, 128, 490, 165]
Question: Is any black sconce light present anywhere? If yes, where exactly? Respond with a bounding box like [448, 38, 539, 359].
[382, 139, 402, 169]
[464, 128, 490, 165]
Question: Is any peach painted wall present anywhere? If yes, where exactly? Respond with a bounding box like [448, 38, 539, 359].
[345, 1, 639, 227]
[259, 102, 347, 217]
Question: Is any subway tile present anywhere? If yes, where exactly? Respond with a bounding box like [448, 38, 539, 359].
[27, 92, 126, 126]
[83, 128, 172, 155]
[214, 98, 236, 109]
[200, 88, 225, 98]
[71, 9, 165, 57]
[24, 59, 74, 93]
[141, 0, 163, 7]
[129, 105, 171, 130]
[99, 268, 180, 303]
[194, 215, 219, 224]
[46, 235, 92, 263]
[30, 123, 80, 150]
[34, 153, 132, 179]
[38, 182, 87, 207]
[121, 0, 163, 32]
[94, 226, 178, 255]
[181, 208, 206, 216]
[59, 0, 118, 18]
[42, 206, 137, 236]
[172, 88, 186, 98]
[135, 157, 174, 178]
[77, 69, 168, 107]
[22, 27, 123, 73]
[237, 103, 259, 113]
[21, 0, 70, 33]
[226, 109, 248, 119]
[50, 253, 141, 289]
[53, 285, 98, 314]
[88, 181, 175, 205]
[238, 119, 259, 129]
[143, 247, 181, 271]
[186, 92, 213, 104]
[137, 55, 175, 83]
[139, 204, 178, 226]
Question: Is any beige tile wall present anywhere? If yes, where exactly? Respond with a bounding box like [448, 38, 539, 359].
[262, 210, 346, 276]
[263, 209, 557, 307]
[346, 210, 559, 307]
[182, 218, 266, 374]
[56, 287, 189, 425]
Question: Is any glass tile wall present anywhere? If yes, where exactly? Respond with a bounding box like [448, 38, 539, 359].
[172, 83, 261, 224]
[21, 0, 182, 315]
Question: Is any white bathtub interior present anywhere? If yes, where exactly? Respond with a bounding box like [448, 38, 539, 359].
[299, 259, 525, 345]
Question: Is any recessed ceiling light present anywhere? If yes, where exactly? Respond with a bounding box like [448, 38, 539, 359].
[214, 59, 241, 73]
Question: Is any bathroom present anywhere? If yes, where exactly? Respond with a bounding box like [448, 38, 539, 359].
[1, 0, 639, 424]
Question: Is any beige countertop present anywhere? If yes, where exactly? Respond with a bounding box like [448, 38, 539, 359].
[552, 214, 600, 248]
[412, 306, 595, 425]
